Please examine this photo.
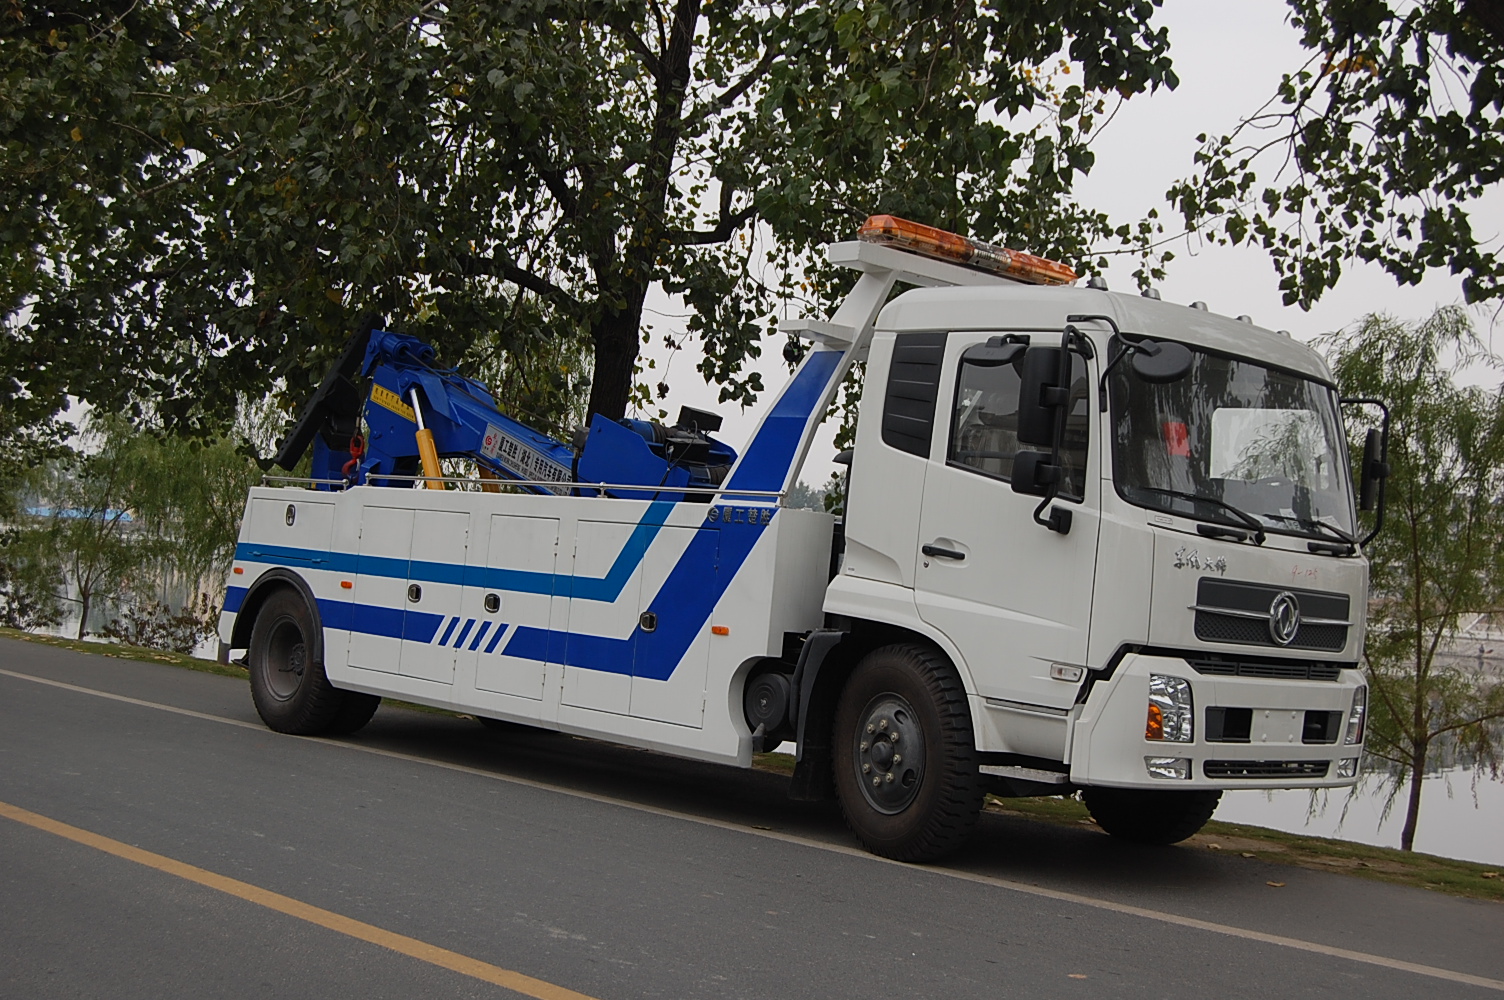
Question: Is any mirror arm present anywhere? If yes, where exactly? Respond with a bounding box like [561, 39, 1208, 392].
[1341, 397, 1391, 548]
[1097, 340, 1134, 412]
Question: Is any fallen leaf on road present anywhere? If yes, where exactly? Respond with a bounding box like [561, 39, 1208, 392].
[752, 825, 772, 831]
[1266, 881, 1286, 887]
[1483, 872, 1500, 879]
[1207, 843, 1222, 850]
[1241, 852, 1256, 858]
[1068, 974, 1088, 979]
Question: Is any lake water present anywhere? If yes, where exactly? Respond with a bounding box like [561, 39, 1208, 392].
[1214, 769, 1504, 866]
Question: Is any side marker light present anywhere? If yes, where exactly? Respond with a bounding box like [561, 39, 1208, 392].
[711, 625, 729, 636]
[340, 581, 354, 590]
[232, 567, 243, 575]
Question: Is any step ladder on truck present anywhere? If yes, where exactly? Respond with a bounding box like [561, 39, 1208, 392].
[220, 215, 1389, 862]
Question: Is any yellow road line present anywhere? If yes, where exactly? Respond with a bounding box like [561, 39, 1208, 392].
[5, 665, 1504, 992]
[0, 798, 598, 1000]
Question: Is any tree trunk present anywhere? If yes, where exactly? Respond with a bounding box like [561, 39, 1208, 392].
[583, 0, 700, 423]
[585, 274, 650, 422]
[1399, 741, 1427, 851]
[76, 589, 90, 640]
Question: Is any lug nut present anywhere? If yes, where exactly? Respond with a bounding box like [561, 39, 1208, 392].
[860, 741, 868, 752]
[892, 754, 901, 764]
[873, 777, 881, 787]
[890, 733, 899, 743]
[867, 723, 875, 734]
[862, 763, 871, 773]
[885, 773, 894, 783]
[878, 719, 889, 731]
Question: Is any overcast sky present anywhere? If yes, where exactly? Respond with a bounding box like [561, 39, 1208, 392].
[643, 0, 1497, 483]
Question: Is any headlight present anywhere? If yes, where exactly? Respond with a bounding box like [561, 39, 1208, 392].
[1146, 674, 1194, 743]
[1344, 685, 1367, 745]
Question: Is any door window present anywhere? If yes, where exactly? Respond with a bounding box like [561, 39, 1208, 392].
[947, 349, 1090, 500]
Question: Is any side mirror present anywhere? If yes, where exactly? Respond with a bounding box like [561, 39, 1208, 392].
[1016, 347, 1066, 447]
[1011, 450, 1058, 497]
[1129, 339, 1193, 383]
[1359, 427, 1389, 511]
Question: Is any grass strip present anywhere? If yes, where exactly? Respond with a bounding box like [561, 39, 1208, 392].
[750, 753, 1503, 903]
[5, 629, 1497, 902]
[0, 627, 248, 679]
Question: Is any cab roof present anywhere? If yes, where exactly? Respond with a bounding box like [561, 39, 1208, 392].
[875, 284, 1334, 384]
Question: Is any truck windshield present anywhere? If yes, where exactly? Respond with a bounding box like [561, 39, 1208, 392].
[1109, 344, 1355, 538]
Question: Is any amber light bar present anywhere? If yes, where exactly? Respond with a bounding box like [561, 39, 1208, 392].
[857, 214, 1078, 286]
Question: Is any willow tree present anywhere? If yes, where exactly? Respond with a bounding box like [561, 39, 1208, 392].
[4, 0, 1177, 442]
[1324, 308, 1504, 851]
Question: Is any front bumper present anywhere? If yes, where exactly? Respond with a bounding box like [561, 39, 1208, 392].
[1069, 652, 1364, 790]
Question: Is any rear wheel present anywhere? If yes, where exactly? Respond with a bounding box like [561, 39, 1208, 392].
[248, 589, 357, 735]
[832, 643, 983, 861]
[1082, 787, 1222, 845]
[477, 716, 528, 733]
[326, 691, 381, 735]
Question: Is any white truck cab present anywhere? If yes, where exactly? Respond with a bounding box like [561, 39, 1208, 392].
[222, 217, 1380, 861]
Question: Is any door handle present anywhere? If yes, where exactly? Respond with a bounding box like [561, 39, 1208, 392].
[407, 583, 422, 602]
[922, 543, 966, 561]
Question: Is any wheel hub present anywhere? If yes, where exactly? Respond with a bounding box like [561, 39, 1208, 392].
[853, 694, 925, 814]
[264, 618, 307, 701]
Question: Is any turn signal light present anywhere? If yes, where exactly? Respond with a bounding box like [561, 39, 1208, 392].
[1145, 702, 1165, 741]
[857, 215, 1078, 286]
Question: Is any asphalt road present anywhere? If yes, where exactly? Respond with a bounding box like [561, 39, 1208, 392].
[2, 636, 1501, 999]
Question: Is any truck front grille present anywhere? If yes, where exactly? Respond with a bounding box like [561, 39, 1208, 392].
[1193, 578, 1350, 652]
[1189, 658, 1344, 681]
[1203, 759, 1331, 779]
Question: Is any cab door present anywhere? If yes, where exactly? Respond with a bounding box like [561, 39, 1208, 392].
[913, 332, 1099, 712]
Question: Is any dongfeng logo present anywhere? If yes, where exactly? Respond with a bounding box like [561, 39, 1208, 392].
[1268, 591, 1302, 646]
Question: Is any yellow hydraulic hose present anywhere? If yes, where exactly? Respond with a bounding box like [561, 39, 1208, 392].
[409, 389, 444, 490]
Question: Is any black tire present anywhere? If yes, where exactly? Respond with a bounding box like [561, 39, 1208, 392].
[1082, 787, 1223, 845]
[832, 643, 983, 861]
[477, 716, 527, 733]
[326, 692, 381, 736]
[248, 588, 347, 735]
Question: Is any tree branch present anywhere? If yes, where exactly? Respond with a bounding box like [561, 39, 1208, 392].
[714, 45, 780, 110]
[667, 185, 756, 246]
[458, 254, 579, 308]
[605, 16, 665, 84]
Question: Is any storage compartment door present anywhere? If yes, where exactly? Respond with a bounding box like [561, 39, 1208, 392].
[398, 509, 468, 685]
[560, 519, 640, 715]
[630, 526, 717, 728]
[469, 514, 560, 700]
[347, 505, 413, 674]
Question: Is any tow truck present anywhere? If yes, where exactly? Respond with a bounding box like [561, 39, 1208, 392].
[220, 216, 1388, 861]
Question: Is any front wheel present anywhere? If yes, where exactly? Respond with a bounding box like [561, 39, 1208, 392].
[832, 644, 983, 861]
[1082, 787, 1222, 845]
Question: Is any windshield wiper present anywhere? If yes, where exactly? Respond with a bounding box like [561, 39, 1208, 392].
[1264, 514, 1357, 555]
[1135, 487, 1266, 545]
